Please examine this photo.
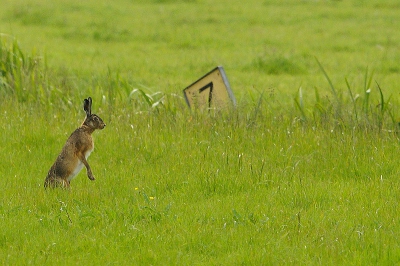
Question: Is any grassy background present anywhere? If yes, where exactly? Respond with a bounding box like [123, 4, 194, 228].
[2, 0, 400, 97]
[1, 0, 400, 265]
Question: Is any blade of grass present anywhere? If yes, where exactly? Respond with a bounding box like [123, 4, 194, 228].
[315, 57, 337, 101]
[375, 80, 384, 113]
[294, 87, 306, 121]
[345, 78, 358, 122]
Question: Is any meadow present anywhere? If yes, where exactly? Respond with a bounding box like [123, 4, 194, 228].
[1, 0, 400, 265]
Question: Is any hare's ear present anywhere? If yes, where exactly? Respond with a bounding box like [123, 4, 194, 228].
[83, 97, 92, 117]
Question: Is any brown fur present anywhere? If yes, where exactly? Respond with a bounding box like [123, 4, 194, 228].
[44, 97, 105, 188]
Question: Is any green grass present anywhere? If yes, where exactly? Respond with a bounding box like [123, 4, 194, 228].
[1, 0, 400, 265]
[2, 102, 400, 264]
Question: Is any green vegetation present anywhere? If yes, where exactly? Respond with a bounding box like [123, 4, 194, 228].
[1, 0, 400, 264]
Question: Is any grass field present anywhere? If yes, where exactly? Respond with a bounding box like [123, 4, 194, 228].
[1, 0, 400, 265]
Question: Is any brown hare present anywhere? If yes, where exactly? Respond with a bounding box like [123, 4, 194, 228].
[44, 97, 106, 188]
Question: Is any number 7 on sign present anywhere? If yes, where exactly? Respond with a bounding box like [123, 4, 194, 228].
[198, 82, 213, 107]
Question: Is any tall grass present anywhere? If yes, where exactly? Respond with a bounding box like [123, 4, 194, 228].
[0, 35, 49, 103]
[293, 58, 398, 132]
[1, 36, 399, 136]
[0, 36, 177, 115]
[1, 87, 400, 264]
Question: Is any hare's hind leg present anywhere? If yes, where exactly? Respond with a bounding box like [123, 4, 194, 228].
[44, 177, 70, 189]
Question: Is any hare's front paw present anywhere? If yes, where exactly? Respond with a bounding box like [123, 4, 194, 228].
[88, 172, 96, 181]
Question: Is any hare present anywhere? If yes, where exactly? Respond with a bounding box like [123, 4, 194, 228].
[44, 97, 106, 188]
